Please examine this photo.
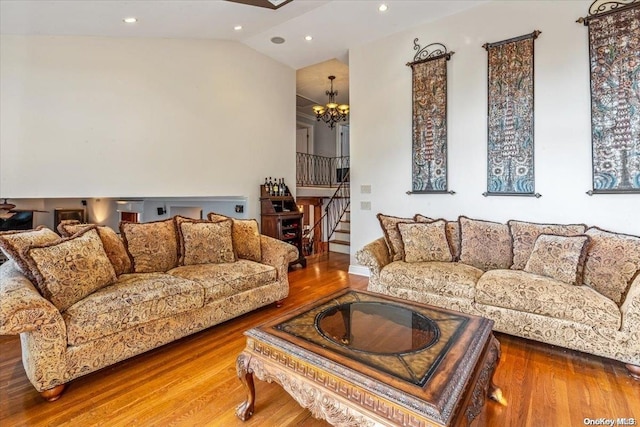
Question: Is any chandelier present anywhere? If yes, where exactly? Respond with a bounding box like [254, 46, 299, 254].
[312, 75, 349, 129]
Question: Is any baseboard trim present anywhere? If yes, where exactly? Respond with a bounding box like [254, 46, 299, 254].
[348, 265, 370, 277]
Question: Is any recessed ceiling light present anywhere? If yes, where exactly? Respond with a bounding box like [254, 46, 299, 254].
[234, 25, 243, 31]
[305, 35, 313, 41]
[123, 17, 137, 24]
[378, 4, 388, 12]
[271, 36, 286, 44]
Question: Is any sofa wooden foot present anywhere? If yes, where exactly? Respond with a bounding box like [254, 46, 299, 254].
[625, 364, 640, 380]
[40, 384, 65, 401]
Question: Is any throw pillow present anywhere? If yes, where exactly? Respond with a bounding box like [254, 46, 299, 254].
[398, 220, 452, 263]
[178, 219, 235, 265]
[583, 227, 640, 305]
[58, 223, 132, 276]
[508, 220, 587, 270]
[459, 216, 513, 271]
[524, 234, 590, 285]
[416, 214, 460, 261]
[120, 218, 179, 273]
[23, 227, 117, 311]
[207, 212, 262, 262]
[378, 214, 428, 262]
[0, 226, 60, 281]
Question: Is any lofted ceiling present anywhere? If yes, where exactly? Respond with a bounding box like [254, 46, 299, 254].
[0, 0, 485, 113]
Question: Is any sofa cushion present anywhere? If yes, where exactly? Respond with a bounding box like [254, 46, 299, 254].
[63, 272, 204, 346]
[476, 269, 620, 330]
[524, 234, 590, 285]
[58, 223, 132, 276]
[398, 220, 452, 263]
[584, 227, 640, 305]
[379, 261, 483, 300]
[508, 220, 587, 270]
[377, 214, 427, 262]
[459, 216, 512, 271]
[0, 226, 60, 281]
[24, 227, 117, 312]
[120, 219, 179, 273]
[416, 215, 460, 261]
[168, 260, 277, 304]
[177, 219, 235, 265]
[208, 213, 262, 262]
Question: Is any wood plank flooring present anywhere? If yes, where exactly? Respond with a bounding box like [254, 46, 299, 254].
[1, 253, 638, 426]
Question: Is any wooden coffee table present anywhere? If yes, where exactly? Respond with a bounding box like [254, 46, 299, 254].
[236, 290, 505, 426]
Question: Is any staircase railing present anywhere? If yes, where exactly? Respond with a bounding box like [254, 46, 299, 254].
[302, 170, 350, 255]
[296, 153, 350, 187]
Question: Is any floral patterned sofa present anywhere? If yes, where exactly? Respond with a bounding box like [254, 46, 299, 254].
[356, 214, 640, 378]
[0, 214, 298, 401]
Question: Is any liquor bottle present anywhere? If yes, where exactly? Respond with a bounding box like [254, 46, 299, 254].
[268, 177, 273, 196]
[273, 179, 279, 197]
[263, 177, 269, 195]
[279, 178, 284, 196]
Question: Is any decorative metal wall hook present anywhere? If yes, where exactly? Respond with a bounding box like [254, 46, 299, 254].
[577, 0, 639, 25]
[406, 39, 454, 67]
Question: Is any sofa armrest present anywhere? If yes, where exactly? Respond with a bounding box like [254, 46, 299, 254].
[260, 235, 298, 265]
[0, 262, 65, 336]
[620, 274, 640, 334]
[355, 237, 391, 279]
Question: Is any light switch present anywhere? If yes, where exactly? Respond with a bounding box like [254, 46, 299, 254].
[361, 201, 371, 210]
[361, 185, 371, 194]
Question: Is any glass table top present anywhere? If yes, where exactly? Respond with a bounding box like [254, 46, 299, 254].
[274, 291, 469, 387]
[316, 301, 440, 355]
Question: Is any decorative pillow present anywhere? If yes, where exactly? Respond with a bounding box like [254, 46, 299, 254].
[120, 218, 179, 273]
[524, 234, 590, 285]
[207, 212, 262, 262]
[459, 216, 513, 271]
[398, 220, 452, 263]
[378, 214, 428, 262]
[56, 219, 82, 235]
[416, 215, 460, 261]
[59, 223, 132, 276]
[509, 220, 587, 270]
[23, 227, 117, 311]
[178, 219, 235, 265]
[583, 227, 640, 305]
[0, 226, 60, 281]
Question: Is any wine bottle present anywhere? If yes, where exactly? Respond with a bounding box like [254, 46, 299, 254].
[264, 177, 269, 195]
[279, 178, 284, 196]
[268, 177, 273, 196]
[273, 179, 279, 197]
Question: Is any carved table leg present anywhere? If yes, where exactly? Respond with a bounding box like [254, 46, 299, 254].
[40, 384, 65, 402]
[236, 353, 256, 421]
[488, 336, 507, 406]
[625, 364, 640, 380]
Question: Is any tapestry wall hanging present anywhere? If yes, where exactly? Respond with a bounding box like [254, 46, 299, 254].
[579, 0, 640, 194]
[483, 31, 541, 198]
[406, 40, 455, 195]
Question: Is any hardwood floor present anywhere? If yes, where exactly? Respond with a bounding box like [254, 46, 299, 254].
[1, 253, 638, 426]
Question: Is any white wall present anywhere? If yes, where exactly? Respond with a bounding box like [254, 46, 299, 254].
[350, 0, 640, 266]
[0, 36, 295, 221]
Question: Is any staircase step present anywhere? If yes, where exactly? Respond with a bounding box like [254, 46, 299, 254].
[334, 229, 350, 234]
[329, 240, 350, 254]
[329, 239, 350, 245]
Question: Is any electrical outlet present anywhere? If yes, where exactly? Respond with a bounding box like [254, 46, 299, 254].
[235, 205, 244, 213]
[361, 201, 371, 211]
[361, 185, 371, 194]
